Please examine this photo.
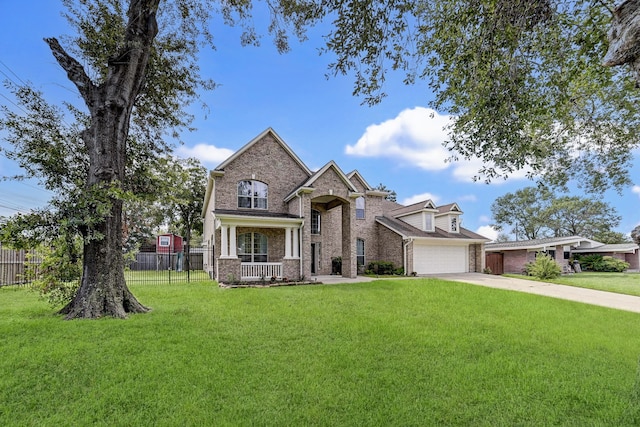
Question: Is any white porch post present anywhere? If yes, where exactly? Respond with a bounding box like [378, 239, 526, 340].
[229, 225, 237, 258]
[285, 227, 292, 259]
[221, 225, 228, 257]
[293, 227, 300, 258]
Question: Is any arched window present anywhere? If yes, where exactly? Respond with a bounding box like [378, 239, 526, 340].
[355, 196, 365, 219]
[238, 180, 268, 209]
[311, 209, 321, 235]
[237, 232, 268, 263]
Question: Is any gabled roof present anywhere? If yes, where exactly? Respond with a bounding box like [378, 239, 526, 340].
[214, 127, 312, 176]
[485, 236, 592, 252]
[284, 161, 360, 202]
[346, 170, 373, 191]
[376, 215, 489, 242]
[436, 203, 462, 215]
[389, 199, 438, 217]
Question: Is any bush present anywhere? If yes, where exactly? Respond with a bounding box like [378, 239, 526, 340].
[574, 254, 630, 272]
[366, 260, 395, 275]
[25, 237, 82, 307]
[526, 253, 562, 280]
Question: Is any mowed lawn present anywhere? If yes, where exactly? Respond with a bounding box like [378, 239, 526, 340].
[1, 279, 640, 426]
[506, 272, 640, 297]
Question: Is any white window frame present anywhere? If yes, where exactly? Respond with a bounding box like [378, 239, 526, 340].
[450, 216, 459, 233]
[237, 232, 268, 263]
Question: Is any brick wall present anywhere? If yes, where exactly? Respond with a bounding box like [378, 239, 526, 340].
[213, 135, 310, 214]
[503, 250, 534, 274]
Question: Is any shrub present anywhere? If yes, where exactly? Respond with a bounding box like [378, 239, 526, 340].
[527, 253, 562, 280]
[366, 260, 395, 275]
[574, 254, 630, 272]
[25, 237, 82, 307]
[574, 254, 602, 271]
[598, 256, 630, 272]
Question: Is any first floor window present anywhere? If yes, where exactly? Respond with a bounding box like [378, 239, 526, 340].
[311, 209, 321, 234]
[357, 238, 365, 266]
[238, 232, 268, 262]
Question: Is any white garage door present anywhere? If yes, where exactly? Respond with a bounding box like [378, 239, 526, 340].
[413, 243, 468, 274]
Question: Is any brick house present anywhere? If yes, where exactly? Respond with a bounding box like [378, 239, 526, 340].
[201, 128, 489, 282]
[485, 236, 640, 274]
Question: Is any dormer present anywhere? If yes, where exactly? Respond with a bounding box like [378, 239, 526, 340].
[392, 199, 438, 232]
[435, 203, 463, 234]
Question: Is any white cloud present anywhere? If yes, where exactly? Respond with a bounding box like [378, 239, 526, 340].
[175, 143, 234, 167]
[347, 107, 530, 183]
[478, 215, 491, 223]
[457, 194, 478, 202]
[401, 192, 441, 206]
[346, 107, 452, 171]
[450, 157, 530, 184]
[633, 185, 640, 197]
[476, 225, 499, 241]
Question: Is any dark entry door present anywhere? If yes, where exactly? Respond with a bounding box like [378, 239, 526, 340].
[311, 243, 317, 275]
[485, 253, 504, 275]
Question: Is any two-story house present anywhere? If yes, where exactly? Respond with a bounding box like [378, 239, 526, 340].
[202, 128, 489, 283]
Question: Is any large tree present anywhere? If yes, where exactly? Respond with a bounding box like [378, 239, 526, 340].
[491, 187, 554, 240]
[0, 0, 310, 318]
[491, 187, 622, 240]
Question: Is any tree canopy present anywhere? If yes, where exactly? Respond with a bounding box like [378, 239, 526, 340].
[491, 186, 622, 241]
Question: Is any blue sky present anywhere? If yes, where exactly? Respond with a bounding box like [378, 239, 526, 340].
[1, 1, 639, 240]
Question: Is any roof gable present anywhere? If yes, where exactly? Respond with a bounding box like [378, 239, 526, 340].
[346, 170, 373, 191]
[214, 128, 312, 176]
[301, 161, 359, 193]
[436, 203, 462, 214]
[389, 199, 438, 218]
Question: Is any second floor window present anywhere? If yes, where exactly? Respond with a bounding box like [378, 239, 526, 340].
[355, 196, 365, 219]
[451, 216, 458, 232]
[311, 209, 321, 234]
[238, 180, 268, 209]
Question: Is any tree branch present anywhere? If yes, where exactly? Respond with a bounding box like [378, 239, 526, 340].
[44, 37, 96, 107]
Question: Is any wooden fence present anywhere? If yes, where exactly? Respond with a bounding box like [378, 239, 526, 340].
[0, 245, 43, 286]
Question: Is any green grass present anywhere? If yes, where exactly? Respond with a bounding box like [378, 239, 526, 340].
[2, 279, 640, 426]
[506, 272, 640, 297]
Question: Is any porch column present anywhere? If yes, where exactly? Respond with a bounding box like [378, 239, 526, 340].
[284, 227, 292, 259]
[293, 227, 300, 258]
[221, 225, 228, 257]
[229, 225, 237, 258]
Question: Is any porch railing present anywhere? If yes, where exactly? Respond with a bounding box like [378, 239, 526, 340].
[241, 262, 283, 280]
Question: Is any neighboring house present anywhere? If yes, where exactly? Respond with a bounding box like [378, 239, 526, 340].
[485, 236, 640, 274]
[201, 128, 489, 283]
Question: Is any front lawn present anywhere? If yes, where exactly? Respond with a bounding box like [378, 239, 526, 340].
[1, 279, 640, 426]
[506, 272, 640, 297]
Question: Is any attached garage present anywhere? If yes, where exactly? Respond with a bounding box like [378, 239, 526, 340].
[413, 241, 468, 274]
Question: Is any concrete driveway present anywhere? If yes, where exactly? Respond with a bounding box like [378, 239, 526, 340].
[432, 273, 640, 314]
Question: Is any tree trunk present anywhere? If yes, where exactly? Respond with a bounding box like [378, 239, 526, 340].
[47, 0, 160, 319]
